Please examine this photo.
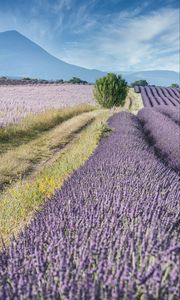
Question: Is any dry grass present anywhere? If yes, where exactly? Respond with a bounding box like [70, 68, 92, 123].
[124, 88, 143, 114]
[0, 104, 95, 154]
[0, 111, 96, 190]
[128, 88, 144, 114]
[0, 110, 111, 247]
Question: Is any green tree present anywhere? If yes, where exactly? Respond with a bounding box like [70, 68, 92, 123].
[56, 79, 64, 84]
[131, 80, 148, 87]
[171, 83, 179, 88]
[23, 77, 31, 80]
[93, 73, 128, 108]
[68, 77, 88, 84]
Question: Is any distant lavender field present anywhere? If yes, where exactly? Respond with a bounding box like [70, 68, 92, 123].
[0, 84, 95, 127]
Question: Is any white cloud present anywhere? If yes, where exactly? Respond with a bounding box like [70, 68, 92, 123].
[52, 0, 72, 11]
[57, 7, 179, 72]
[0, 3, 179, 72]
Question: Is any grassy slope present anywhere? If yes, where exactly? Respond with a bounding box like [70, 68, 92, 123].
[0, 110, 111, 247]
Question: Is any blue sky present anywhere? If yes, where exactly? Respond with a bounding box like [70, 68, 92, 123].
[0, 0, 179, 72]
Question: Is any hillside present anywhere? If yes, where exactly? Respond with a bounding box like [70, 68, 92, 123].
[0, 30, 106, 82]
[122, 70, 180, 86]
[0, 30, 179, 85]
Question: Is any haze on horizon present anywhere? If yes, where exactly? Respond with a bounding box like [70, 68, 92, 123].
[0, 0, 179, 72]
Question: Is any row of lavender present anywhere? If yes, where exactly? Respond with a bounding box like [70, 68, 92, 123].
[134, 86, 180, 107]
[138, 106, 180, 171]
[0, 112, 179, 299]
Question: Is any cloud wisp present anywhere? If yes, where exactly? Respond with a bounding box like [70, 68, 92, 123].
[0, 0, 179, 72]
[58, 7, 179, 72]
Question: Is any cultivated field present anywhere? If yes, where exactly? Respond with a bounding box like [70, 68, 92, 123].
[0, 84, 179, 299]
[135, 85, 180, 107]
[0, 84, 95, 126]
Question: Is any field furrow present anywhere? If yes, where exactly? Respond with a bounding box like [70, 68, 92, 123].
[135, 86, 180, 108]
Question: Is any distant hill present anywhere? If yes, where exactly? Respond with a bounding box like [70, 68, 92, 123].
[121, 70, 180, 86]
[0, 30, 179, 85]
[0, 30, 106, 82]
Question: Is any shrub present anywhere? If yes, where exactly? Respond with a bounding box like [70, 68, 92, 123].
[131, 80, 148, 87]
[171, 83, 179, 88]
[93, 73, 127, 108]
[56, 79, 64, 84]
[68, 77, 88, 84]
[23, 77, 31, 80]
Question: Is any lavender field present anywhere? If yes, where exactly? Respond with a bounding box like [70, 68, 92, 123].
[0, 82, 179, 299]
[134, 86, 180, 107]
[0, 84, 95, 127]
[1, 0, 180, 298]
[0, 112, 179, 299]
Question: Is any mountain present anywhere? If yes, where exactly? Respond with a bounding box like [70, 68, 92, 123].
[0, 30, 106, 82]
[0, 30, 179, 85]
[121, 70, 180, 86]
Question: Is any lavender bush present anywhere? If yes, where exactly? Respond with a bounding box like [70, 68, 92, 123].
[0, 112, 179, 299]
[138, 108, 180, 171]
[155, 106, 180, 125]
[0, 84, 95, 127]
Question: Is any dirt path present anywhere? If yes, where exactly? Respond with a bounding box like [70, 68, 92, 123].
[27, 118, 94, 182]
[0, 111, 97, 192]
